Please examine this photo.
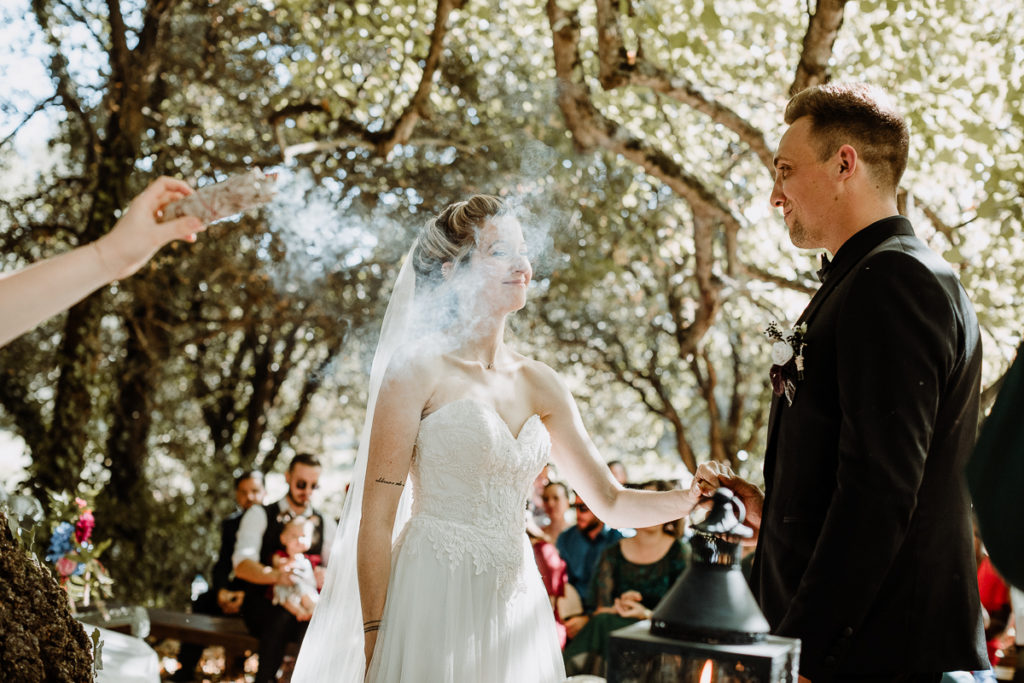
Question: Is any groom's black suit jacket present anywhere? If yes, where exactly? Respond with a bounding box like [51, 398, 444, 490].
[750, 217, 987, 679]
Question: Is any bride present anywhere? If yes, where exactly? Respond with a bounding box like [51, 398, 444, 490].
[292, 195, 714, 682]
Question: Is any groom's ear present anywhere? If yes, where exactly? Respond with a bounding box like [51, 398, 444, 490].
[836, 144, 858, 179]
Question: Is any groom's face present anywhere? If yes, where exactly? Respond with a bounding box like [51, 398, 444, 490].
[771, 116, 840, 250]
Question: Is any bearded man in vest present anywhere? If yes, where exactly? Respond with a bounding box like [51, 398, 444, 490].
[234, 453, 338, 683]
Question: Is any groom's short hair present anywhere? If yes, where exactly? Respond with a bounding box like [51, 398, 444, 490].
[785, 82, 909, 191]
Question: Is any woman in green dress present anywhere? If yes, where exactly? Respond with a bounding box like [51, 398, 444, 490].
[563, 479, 689, 676]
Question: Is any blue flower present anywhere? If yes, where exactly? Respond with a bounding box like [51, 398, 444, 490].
[45, 521, 75, 563]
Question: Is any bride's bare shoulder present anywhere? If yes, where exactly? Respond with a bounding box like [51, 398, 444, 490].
[518, 355, 558, 381]
[517, 355, 571, 402]
[384, 338, 448, 386]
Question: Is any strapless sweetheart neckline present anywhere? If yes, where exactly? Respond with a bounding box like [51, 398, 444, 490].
[421, 396, 541, 441]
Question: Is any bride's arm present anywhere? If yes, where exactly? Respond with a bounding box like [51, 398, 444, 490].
[534, 364, 710, 529]
[357, 358, 433, 666]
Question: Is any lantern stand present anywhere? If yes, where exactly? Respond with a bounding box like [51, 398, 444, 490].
[606, 488, 800, 682]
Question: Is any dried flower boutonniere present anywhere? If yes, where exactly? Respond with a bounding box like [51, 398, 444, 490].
[765, 321, 807, 406]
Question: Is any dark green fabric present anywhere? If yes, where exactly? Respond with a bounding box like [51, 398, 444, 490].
[968, 342, 1024, 589]
[563, 612, 634, 664]
[563, 539, 687, 666]
[589, 540, 688, 613]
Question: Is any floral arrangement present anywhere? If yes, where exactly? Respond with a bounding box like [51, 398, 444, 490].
[765, 320, 807, 406]
[44, 493, 113, 611]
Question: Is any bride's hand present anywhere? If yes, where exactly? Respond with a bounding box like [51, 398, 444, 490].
[690, 462, 728, 498]
[692, 461, 764, 540]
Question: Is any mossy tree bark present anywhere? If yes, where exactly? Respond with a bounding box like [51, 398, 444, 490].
[0, 510, 93, 682]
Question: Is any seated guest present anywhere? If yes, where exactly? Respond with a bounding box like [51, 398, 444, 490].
[556, 495, 623, 640]
[563, 480, 688, 677]
[607, 460, 628, 486]
[539, 481, 572, 543]
[233, 453, 337, 683]
[528, 527, 569, 648]
[172, 470, 265, 682]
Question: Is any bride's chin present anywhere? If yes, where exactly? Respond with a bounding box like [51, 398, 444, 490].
[509, 297, 528, 313]
[487, 295, 527, 315]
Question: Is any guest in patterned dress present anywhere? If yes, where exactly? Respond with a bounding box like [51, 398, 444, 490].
[564, 480, 688, 676]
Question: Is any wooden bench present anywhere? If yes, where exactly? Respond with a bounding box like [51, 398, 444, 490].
[146, 607, 299, 665]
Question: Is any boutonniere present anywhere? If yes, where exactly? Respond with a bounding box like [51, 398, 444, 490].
[764, 321, 807, 406]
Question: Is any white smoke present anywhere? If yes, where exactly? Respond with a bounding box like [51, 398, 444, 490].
[261, 167, 388, 293]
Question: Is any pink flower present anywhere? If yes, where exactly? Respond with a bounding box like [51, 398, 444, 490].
[56, 556, 78, 577]
[75, 510, 95, 544]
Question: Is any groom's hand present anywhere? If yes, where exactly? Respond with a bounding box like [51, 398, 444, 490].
[692, 462, 764, 541]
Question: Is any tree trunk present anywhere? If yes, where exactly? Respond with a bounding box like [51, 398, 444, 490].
[0, 510, 93, 682]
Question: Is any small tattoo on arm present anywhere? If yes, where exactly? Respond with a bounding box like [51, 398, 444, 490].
[375, 476, 405, 488]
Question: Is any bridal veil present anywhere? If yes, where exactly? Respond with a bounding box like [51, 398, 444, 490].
[291, 247, 417, 682]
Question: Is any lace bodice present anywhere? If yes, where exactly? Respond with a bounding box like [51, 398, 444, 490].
[402, 398, 550, 599]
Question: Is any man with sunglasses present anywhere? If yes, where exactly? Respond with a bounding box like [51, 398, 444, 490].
[233, 453, 337, 683]
[556, 497, 623, 641]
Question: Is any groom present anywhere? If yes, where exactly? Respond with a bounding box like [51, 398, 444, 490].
[714, 83, 987, 680]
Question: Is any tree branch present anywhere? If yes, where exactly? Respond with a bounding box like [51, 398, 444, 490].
[0, 96, 60, 151]
[547, 0, 745, 241]
[281, 135, 478, 163]
[105, 0, 130, 92]
[377, 0, 461, 157]
[637, 338, 697, 472]
[737, 263, 818, 295]
[263, 334, 346, 470]
[789, 0, 850, 96]
[591, 0, 775, 172]
[0, 337, 50, 456]
[27, 0, 100, 175]
[276, 0, 463, 162]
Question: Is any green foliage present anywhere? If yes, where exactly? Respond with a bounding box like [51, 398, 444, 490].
[0, 0, 1021, 604]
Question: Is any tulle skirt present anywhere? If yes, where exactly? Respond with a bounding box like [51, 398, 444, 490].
[366, 524, 566, 683]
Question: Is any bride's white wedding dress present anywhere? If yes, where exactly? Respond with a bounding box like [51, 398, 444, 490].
[292, 252, 565, 683]
[365, 397, 565, 682]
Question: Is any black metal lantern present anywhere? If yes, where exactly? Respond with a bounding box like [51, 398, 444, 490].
[607, 489, 800, 682]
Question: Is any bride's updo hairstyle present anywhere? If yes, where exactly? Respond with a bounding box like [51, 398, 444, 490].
[413, 195, 505, 290]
